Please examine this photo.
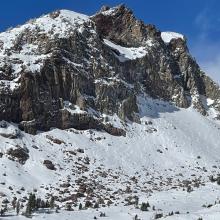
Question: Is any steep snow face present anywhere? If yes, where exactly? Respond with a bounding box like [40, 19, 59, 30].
[161, 31, 184, 43]
[103, 39, 152, 62]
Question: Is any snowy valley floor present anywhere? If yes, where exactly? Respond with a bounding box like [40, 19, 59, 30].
[3, 188, 220, 220]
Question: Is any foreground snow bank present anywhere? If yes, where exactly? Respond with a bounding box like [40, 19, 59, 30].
[3, 196, 220, 220]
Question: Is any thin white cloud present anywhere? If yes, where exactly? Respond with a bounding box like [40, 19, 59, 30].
[194, 6, 220, 33]
[191, 7, 220, 85]
[199, 56, 220, 85]
[194, 9, 210, 33]
[191, 39, 220, 85]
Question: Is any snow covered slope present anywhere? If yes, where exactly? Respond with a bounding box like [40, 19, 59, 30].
[0, 96, 220, 219]
[0, 5, 220, 220]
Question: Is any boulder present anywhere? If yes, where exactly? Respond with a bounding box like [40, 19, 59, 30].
[43, 160, 56, 170]
[7, 146, 29, 164]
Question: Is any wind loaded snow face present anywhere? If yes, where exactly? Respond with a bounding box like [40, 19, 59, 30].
[0, 5, 219, 220]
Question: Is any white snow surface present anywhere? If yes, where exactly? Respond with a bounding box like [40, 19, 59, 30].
[100, 7, 119, 16]
[0, 10, 88, 49]
[161, 32, 184, 43]
[5, 201, 220, 220]
[104, 39, 152, 62]
[0, 7, 219, 220]
[0, 7, 156, 82]
[0, 95, 220, 219]
[0, 10, 89, 78]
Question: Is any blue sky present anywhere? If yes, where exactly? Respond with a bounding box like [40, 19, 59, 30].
[0, 0, 220, 83]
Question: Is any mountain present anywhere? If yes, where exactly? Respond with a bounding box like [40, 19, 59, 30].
[0, 5, 220, 220]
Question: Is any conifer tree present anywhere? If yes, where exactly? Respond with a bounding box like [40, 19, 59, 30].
[45, 200, 50, 208]
[79, 203, 83, 210]
[140, 202, 150, 211]
[36, 198, 41, 210]
[26, 193, 37, 216]
[16, 201, 20, 215]
[11, 197, 17, 209]
[40, 200, 46, 209]
[25, 201, 31, 216]
[49, 196, 55, 209]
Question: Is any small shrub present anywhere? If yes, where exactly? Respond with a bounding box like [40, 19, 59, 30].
[154, 213, 163, 219]
[140, 202, 150, 211]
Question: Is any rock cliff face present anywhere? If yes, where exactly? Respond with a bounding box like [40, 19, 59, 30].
[0, 5, 219, 134]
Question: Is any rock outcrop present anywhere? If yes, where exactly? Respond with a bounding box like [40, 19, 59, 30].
[0, 5, 219, 135]
[7, 146, 29, 164]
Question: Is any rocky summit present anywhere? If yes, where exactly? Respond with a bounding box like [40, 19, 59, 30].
[0, 5, 220, 220]
[0, 4, 219, 135]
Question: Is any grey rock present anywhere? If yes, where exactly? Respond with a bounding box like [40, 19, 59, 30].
[7, 146, 29, 164]
[0, 5, 219, 137]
